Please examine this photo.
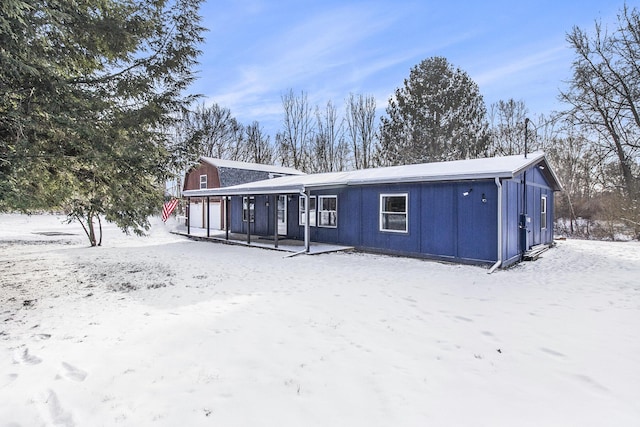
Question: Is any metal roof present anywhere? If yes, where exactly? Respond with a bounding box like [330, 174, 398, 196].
[183, 152, 562, 197]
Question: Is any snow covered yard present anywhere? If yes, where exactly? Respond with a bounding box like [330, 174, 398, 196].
[1, 214, 639, 426]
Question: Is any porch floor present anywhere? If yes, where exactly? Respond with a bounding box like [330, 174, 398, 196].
[171, 226, 354, 255]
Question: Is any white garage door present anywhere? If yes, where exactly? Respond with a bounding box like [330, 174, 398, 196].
[189, 202, 204, 228]
[189, 201, 222, 230]
[208, 202, 221, 230]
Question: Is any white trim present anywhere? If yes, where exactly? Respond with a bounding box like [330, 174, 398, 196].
[277, 195, 287, 235]
[242, 196, 255, 223]
[318, 195, 338, 228]
[299, 195, 316, 226]
[541, 195, 547, 230]
[489, 177, 503, 273]
[199, 174, 207, 189]
[184, 153, 562, 198]
[380, 193, 408, 233]
[304, 191, 311, 252]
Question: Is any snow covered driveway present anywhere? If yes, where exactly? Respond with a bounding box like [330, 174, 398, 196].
[1, 214, 639, 426]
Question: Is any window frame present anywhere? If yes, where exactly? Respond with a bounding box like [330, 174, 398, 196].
[380, 193, 408, 233]
[318, 195, 338, 228]
[541, 195, 547, 230]
[299, 195, 316, 227]
[199, 174, 207, 189]
[242, 196, 255, 223]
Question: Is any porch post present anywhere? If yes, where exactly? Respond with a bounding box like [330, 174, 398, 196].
[225, 196, 230, 241]
[304, 190, 310, 253]
[187, 197, 191, 235]
[246, 195, 251, 245]
[274, 194, 278, 249]
[206, 196, 210, 237]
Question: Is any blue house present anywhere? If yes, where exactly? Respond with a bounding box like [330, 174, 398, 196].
[182, 152, 562, 270]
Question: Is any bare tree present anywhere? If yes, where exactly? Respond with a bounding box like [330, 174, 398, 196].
[225, 124, 248, 161]
[488, 99, 529, 156]
[546, 126, 601, 234]
[184, 103, 245, 160]
[561, 5, 640, 200]
[276, 89, 314, 171]
[309, 101, 349, 173]
[245, 121, 274, 164]
[345, 93, 377, 169]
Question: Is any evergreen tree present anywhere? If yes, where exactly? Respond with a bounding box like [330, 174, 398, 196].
[379, 57, 489, 165]
[0, 0, 204, 245]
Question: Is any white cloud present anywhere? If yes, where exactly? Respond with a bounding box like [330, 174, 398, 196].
[473, 45, 568, 87]
[201, 2, 484, 129]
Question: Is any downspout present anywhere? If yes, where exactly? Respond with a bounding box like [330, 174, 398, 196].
[521, 117, 530, 260]
[273, 194, 279, 249]
[187, 197, 191, 235]
[246, 195, 251, 245]
[225, 196, 230, 241]
[206, 196, 210, 238]
[488, 177, 503, 274]
[301, 189, 310, 253]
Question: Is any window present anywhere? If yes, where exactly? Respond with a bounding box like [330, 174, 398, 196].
[199, 174, 207, 189]
[299, 196, 316, 226]
[541, 195, 547, 230]
[380, 194, 408, 233]
[318, 195, 337, 227]
[243, 196, 255, 222]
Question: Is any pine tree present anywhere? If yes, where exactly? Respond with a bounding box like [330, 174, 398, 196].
[0, 0, 205, 245]
[379, 57, 489, 165]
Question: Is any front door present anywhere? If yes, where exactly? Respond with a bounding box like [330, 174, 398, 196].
[277, 195, 287, 235]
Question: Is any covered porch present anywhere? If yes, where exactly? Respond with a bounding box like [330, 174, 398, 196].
[172, 223, 352, 256]
[178, 181, 352, 255]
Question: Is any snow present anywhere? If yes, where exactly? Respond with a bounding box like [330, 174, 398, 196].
[199, 157, 305, 175]
[183, 152, 556, 197]
[1, 213, 639, 426]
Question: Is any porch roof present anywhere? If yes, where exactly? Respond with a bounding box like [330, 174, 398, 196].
[183, 152, 562, 197]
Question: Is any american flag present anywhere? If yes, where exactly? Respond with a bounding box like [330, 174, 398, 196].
[162, 198, 179, 222]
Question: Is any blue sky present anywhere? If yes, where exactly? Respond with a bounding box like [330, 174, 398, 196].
[191, 0, 626, 136]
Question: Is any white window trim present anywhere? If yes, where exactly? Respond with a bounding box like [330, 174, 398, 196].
[380, 193, 408, 233]
[318, 195, 338, 228]
[299, 196, 316, 227]
[541, 195, 547, 230]
[199, 174, 207, 189]
[243, 196, 255, 223]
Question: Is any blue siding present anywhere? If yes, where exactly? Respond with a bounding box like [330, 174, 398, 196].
[456, 181, 498, 262]
[338, 188, 361, 245]
[502, 180, 522, 265]
[229, 197, 242, 232]
[420, 183, 456, 257]
[360, 185, 421, 254]
[501, 165, 556, 267]
[229, 195, 274, 236]
[280, 181, 499, 264]
[225, 162, 556, 267]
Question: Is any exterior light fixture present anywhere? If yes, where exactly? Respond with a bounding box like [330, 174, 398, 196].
[481, 193, 487, 203]
[463, 188, 473, 197]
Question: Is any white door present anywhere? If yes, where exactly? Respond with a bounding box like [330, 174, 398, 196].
[208, 201, 221, 230]
[277, 195, 287, 235]
[189, 201, 203, 228]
